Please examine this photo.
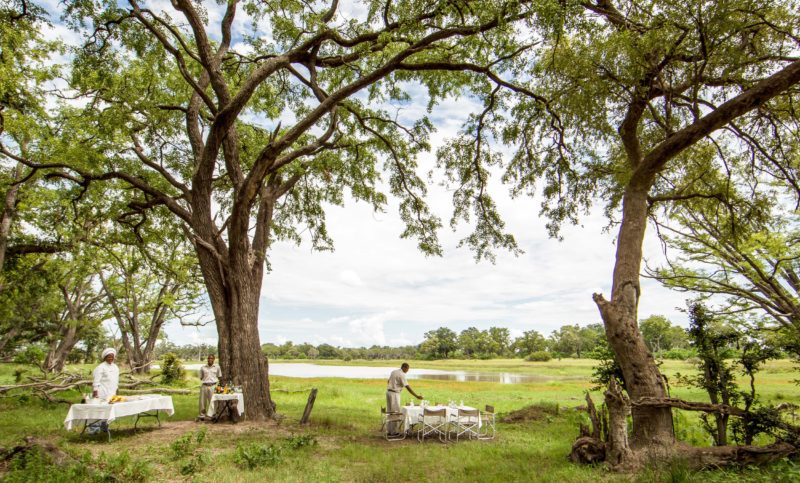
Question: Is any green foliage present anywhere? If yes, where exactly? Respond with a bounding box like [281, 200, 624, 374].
[100, 450, 152, 482]
[661, 348, 698, 360]
[13, 344, 45, 365]
[525, 351, 552, 362]
[513, 330, 549, 357]
[420, 327, 458, 359]
[170, 431, 195, 459]
[233, 442, 283, 470]
[589, 338, 625, 391]
[1, 445, 151, 483]
[160, 352, 185, 385]
[3, 447, 97, 483]
[549, 324, 605, 359]
[639, 315, 689, 354]
[180, 450, 211, 476]
[283, 434, 317, 450]
[167, 428, 211, 475]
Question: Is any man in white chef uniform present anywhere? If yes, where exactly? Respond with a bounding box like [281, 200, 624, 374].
[88, 347, 120, 433]
[386, 363, 423, 435]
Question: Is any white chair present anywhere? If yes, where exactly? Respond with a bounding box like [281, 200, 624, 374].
[418, 407, 448, 443]
[384, 411, 406, 441]
[451, 408, 480, 441]
[478, 405, 496, 440]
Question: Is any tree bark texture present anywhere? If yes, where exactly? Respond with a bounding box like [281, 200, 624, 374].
[594, 186, 675, 448]
[197, 239, 276, 420]
[605, 379, 633, 467]
[0, 162, 23, 277]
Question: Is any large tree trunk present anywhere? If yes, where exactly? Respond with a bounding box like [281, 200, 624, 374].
[594, 185, 675, 448]
[197, 245, 275, 420]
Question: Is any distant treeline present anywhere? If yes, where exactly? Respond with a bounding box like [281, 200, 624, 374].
[257, 315, 696, 361]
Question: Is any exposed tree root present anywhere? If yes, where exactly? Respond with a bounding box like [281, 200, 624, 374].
[570, 383, 800, 472]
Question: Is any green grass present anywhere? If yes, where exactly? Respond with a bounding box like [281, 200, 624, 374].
[1, 359, 799, 482]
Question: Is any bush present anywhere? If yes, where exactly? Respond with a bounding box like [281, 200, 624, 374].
[233, 443, 283, 469]
[284, 434, 317, 449]
[160, 353, 185, 384]
[660, 348, 698, 360]
[525, 351, 552, 362]
[13, 345, 45, 366]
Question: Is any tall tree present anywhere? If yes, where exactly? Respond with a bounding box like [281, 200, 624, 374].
[42, 261, 107, 373]
[638, 315, 688, 354]
[420, 327, 458, 359]
[512, 329, 548, 357]
[97, 236, 204, 373]
[17, 0, 540, 419]
[442, 0, 800, 447]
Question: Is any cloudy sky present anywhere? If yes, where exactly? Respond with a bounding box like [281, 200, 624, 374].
[168, 89, 691, 348]
[36, 1, 692, 348]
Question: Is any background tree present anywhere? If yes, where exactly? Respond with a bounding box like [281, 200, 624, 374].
[512, 329, 548, 357]
[638, 315, 689, 354]
[420, 327, 458, 359]
[487, 326, 512, 357]
[41, 259, 107, 373]
[457, 327, 493, 358]
[98, 237, 205, 374]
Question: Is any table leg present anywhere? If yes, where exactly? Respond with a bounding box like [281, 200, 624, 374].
[134, 411, 162, 429]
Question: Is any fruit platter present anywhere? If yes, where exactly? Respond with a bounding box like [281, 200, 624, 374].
[109, 395, 127, 404]
[214, 384, 234, 394]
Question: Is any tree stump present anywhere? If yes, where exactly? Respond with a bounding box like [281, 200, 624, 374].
[300, 388, 317, 425]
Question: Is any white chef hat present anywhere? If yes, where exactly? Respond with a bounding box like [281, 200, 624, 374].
[101, 348, 117, 360]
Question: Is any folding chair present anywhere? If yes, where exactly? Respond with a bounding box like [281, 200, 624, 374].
[451, 408, 480, 441]
[384, 412, 406, 441]
[379, 407, 387, 432]
[478, 405, 496, 440]
[418, 407, 448, 443]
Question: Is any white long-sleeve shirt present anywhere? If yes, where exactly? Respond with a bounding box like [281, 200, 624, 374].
[92, 362, 119, 399]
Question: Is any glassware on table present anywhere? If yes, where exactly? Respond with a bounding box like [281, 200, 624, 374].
[460, 400, 464, 407]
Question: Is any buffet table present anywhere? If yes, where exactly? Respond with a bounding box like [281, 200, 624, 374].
[64, 395, 174, 440]
[207, 393, 244, 422]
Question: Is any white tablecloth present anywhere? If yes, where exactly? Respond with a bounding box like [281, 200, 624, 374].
[400, 405, 480, 432]
[64, 395, 174, 430]
[207, 393, 244, 417]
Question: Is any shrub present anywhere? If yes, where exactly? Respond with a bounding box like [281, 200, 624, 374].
[660, 348, 698, 360]
[180, 451, 211, 476]
[101, 450, 152, 482]
[233, 443, 283, 470]
[13, 345, 45, 366]
[284, 434, 317, 449]
[170, 432, 194, 459]
[525, 351, 552, 362]
[160, 353, 185, 384]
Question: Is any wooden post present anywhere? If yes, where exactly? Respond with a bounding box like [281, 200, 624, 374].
[300, 388, 317, 425]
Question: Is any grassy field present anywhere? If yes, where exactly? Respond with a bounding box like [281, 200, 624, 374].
[1, 359, 799, 482]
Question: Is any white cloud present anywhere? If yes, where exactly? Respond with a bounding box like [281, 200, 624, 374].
[339, 270, 364, 287]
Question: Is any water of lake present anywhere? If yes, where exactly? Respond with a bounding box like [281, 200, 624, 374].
[176, 362, 579, 384]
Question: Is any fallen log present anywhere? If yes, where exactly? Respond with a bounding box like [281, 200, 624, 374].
[120, 388, 191, 395]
